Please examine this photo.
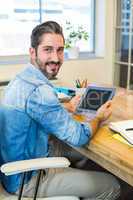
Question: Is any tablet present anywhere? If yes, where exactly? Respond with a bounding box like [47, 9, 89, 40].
[76, 86, 116, 113]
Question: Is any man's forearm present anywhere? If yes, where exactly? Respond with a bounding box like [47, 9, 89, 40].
[90, 117, 101, 137]
[63, 102, 74, 112]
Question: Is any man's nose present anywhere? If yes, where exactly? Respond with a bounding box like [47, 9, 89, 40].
[51, 50, 59, 62]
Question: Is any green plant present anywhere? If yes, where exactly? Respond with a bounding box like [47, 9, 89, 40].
[64, 21, 89, 49]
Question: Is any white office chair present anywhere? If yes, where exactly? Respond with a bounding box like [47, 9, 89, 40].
[0, 157, 79, 200]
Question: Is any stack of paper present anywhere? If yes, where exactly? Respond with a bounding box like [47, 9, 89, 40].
[109, 120, 133, 145]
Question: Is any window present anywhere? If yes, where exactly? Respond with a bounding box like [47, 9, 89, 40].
[0, 0, 95, 59]
[114, 0, 133, 89]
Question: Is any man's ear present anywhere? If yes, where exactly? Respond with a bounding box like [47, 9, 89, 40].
[29, 47, 36, 60]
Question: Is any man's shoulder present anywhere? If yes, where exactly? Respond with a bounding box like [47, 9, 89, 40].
[16, 65, 50, 88]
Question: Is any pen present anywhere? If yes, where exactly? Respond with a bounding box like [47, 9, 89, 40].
[81, 80, 85, 88]
[81, 79, 88, 88]
[75, 79, 81, 88]
[125, 128, 133, 131]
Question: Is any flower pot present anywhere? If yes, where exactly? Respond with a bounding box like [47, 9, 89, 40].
[67, 46, 79, 59]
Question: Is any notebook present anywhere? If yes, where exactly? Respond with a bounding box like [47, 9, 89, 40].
[76, 86, 116, 119]
[109, 120, 133, 145]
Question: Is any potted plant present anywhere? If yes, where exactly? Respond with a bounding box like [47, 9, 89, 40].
[64, 21, 89, 59]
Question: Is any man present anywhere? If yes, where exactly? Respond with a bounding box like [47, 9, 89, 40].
[0, 21, 120, 199]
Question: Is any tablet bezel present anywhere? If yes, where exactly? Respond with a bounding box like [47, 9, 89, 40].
[76, 86, 116, 113]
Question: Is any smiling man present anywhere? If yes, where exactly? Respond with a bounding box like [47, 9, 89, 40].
[0, 21, 120, 199]
[30, 28, 64, 79]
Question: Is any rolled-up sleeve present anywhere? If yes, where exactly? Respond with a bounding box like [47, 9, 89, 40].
[26, 84, 92, 147]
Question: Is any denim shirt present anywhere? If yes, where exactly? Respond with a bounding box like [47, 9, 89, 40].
[0, 64, 92, 193]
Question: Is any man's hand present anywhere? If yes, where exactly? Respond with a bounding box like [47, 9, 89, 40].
[63, 95, 81, 113]
[90, 100, 112, 137]
[96, 100, 112, 122]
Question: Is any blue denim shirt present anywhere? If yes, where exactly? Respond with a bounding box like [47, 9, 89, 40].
[0, 64, 92, 193]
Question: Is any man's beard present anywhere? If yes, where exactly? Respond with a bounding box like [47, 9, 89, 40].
[35, 58, 61, 79]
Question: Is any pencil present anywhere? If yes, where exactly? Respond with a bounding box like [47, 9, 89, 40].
[75, 79, 81, 88]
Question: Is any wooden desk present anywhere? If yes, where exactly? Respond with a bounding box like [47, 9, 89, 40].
[73, 88, 133, 186]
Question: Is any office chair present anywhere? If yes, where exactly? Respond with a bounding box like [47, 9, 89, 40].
[0, 157, 79, 200]
[0, 103, 79, 200]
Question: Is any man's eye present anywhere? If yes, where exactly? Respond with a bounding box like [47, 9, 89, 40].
[44, 48, 52, 53]
[58, 48, 64, 54]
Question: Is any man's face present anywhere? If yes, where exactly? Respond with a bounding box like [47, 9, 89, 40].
[30, 33, 64, 79]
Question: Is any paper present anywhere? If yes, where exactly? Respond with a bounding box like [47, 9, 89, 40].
[109, 120, 133, 145]
[57, 92, 71, 102]
[113, 134, 133, 147]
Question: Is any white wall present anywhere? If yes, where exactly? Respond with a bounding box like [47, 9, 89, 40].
[0, 1, 116, 87]
[0, 64, 25, 82]
[58, 59, 106, 86]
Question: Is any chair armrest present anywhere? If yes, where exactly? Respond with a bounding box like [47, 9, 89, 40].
[1, 157, 70, 176]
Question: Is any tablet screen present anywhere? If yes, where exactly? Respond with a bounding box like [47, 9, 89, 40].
[77, 86, 115, 111]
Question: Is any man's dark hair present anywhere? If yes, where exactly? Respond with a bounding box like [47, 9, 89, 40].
[31, 21, 65, 49]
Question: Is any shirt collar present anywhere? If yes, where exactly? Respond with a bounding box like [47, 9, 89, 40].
[17, 63, 54, 88]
